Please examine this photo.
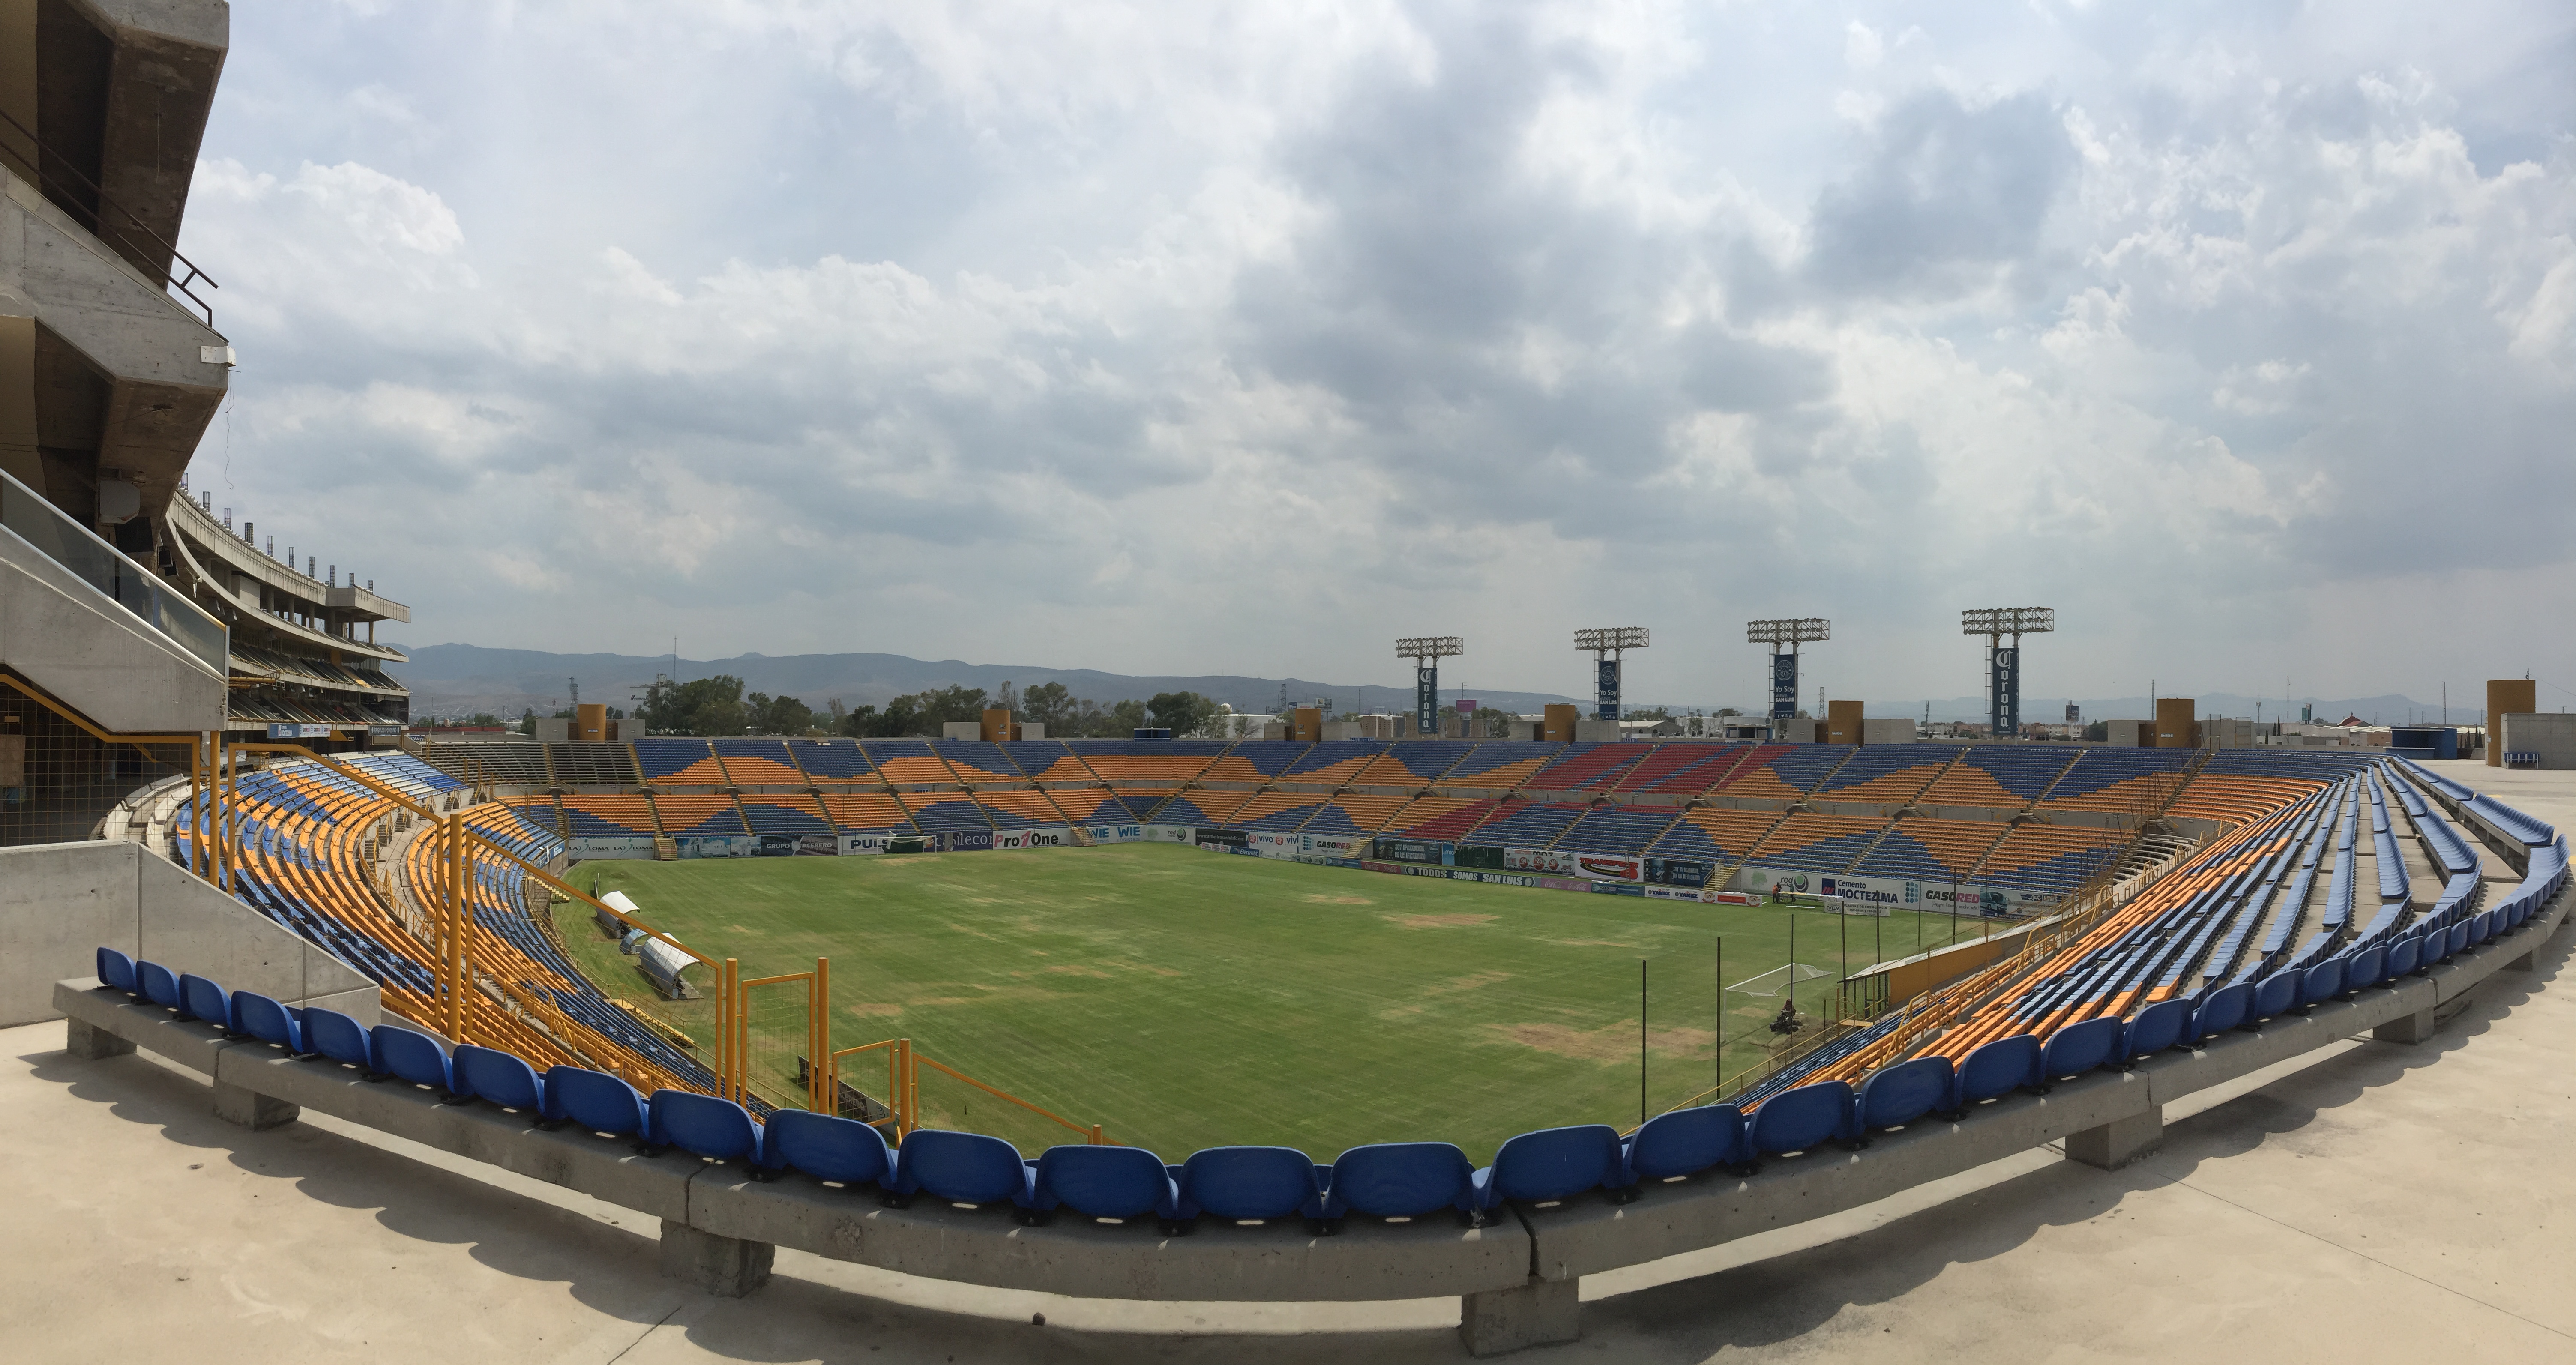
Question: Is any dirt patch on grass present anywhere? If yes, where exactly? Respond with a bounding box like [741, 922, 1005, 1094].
[1425, 970, 1512, 997]
[1486, 1022, 1720, 1061]
[1032, 964, 1112, 978]
[1546, 939, 1640, 949]
[1383, 912, 1496, 929]
[841, 1002, 902, 1017]
[1302, 894, 1375, 905]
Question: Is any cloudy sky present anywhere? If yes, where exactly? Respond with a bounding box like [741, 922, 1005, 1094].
[178, 1, 2574, 711]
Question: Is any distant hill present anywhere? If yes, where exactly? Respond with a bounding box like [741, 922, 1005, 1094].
[388, 644, 1588, 720]
[388, 644, 2480, 729]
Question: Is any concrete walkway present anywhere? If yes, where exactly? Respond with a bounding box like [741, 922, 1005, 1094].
[5, 759, 2569, 1363]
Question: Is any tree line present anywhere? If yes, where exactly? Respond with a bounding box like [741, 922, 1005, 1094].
[629, 675, 1224, 739]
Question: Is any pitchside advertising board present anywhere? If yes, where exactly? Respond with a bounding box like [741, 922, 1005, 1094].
[1736, 866, 2051, 917]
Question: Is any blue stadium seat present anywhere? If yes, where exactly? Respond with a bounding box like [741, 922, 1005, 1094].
[1857, 1057, 1957, 1131]
[888, 1130, 1036, 1213]
[1475, 1124, 1633, 1209]
[2384, 934, 2422, 978]
[647, 1090, 764, 1165]
[302, 1007, 374, 1070]
[1956, 1035, 2041, 1103]
[541, 1066, 650, 1138]
[371, 1024, 455, 1094]
[95, 946, 137, 994]
[2471, 910, 2497, 946]
[758, 1109, 896, 1192]
[452, 1044, 547, 1113]
[136, 959, 182, 1010]
[2252, 970, 2301, 1020]
[1030, 1145, 1184, 1230]
[1322, 1142, 1480, 1224]
[228, 991, 304, 1053]
[2301, 956, 2347, 1007]
[2346, 944, 2387, 991]
[1746, 1080, 1859, 1158]
[1623, 1104, 1749, 1181]
[2443, 921, 2470, 959]
[2040, 1017, 2124, 1081]
[2191, 982, 2253, 1039]
[1174, 1146, 1327, 1226]
[2121, 999, 2191, 1062]
[177, 972, 231, 1030]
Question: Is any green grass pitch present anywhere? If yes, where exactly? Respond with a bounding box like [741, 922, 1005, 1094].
[549, 842, 1997, 1161]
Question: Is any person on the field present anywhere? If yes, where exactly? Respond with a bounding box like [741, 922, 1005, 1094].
[1770, 998, 1801, 1036]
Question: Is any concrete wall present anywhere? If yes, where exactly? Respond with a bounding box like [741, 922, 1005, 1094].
[0, 516, 225, 730]
[1572, 718, 1621, 742]
[1861, 717, 1915, 745]
[2488, 681, 2538, 766]
[1825, 700, 1863, 745]
[1, 839, 377, 1027]
[2499, 714, 2576, 770]
[2154, 697, 2197, 748]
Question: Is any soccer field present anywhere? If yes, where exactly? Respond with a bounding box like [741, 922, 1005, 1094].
[550, 843, 1999, 1161]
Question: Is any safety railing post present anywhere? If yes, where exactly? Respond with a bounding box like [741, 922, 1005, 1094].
[814, 957, 830, 1113]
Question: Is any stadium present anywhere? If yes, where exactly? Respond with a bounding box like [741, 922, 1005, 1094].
[6, 7, 2576, 1364]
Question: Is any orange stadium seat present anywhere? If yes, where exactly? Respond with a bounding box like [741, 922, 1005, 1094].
[820, 792, 915, 833]
[651, 794, 748, 836]
[560, 795, 660, 837]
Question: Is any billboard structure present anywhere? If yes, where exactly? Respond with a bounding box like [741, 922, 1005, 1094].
[1962, 607, 2055, 738]
[1747, 618, 1830, 722]
[1574, 626, 1650, 721]
[1395, 635, 1463, 736]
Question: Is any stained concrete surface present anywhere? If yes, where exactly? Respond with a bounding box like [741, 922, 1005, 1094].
[2, 758, 2568, 1363]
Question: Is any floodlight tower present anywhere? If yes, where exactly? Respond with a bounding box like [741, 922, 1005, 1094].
[1394, 636, 1464, 736]
[1962, 607, 2055, 739]
[1574, 627, 1650, 721]
[1746, 618, 1830, 721]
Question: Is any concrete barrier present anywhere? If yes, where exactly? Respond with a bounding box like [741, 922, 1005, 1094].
[42, 874, 2568, 1357]
[2, 841, 378, 1027]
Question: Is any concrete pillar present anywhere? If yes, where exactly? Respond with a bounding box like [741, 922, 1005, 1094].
[1459, 1276, 1579, 1356]
[2372, 1008, 2438, 1045]
[211, 1079, 300, 1130]
[2503, 947, 2537, 973]
[2064, 1107, 2163, 1170]
[64, 1018, 137, 1061]
[659, 1219, 772, 1297]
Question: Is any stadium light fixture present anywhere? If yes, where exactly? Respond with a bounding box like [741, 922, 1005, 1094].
[1746, 618, 1829, 722]
[1962, 607, 2055, 739]
[1575, 627, 1650, 721]
[1394, 636, 1464, 737]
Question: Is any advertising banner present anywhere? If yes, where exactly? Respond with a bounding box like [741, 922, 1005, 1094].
[1082, 822, 1145, 844]
[267, 722, 335, 739]
[567, 835, 657, 860]
[1597, 659, 1620, 720]
[1378, 838, 1450, 865]
[1641, 857, 1710, 888]
[676, 836, 758, 859]
[993, 827, 1072, 851]
[1917, 884, 2020, 917]
[1991, 646, 2019, 737]
[1194, 827, 1248, 849]
[1505, 847, 1574, 875]
[1144, 824, 1195, 843]
[946, 830, 995, 853]
[1453, 844, 1505, 871]
[1770, 653, 1799, 721]
[1816, 874, 1920, 908]
[1246, 831, 1300, 858]
[1297, 832, 1368, 861]
[840, 833, 894, 856]
[756, 834, 839, 857]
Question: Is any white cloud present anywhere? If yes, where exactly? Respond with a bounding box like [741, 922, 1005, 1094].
[176, 0, 2576, 706]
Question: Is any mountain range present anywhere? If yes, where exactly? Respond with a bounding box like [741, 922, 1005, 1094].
[386, 645, 2486, 728]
